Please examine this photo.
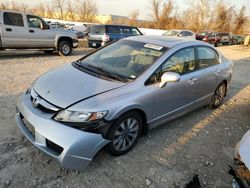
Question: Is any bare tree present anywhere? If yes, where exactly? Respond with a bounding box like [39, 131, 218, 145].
[35, 3, 46, 18]
[150, 0, 161, 24]
[46, 5, 55, 19]
[66, 0, 75, 21]
[77, 0, 97, 22]
[212, 0, 234, 32]
[159, 0, 174, 29]
[53, 0, 65, 19]
[233, 6, 248, 34]
[0, 2, 9, 10]
[129, 9, 139, 26]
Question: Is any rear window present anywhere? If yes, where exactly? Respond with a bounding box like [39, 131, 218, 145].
[3, 12, 24, 27]
[90, 25, 105, 34]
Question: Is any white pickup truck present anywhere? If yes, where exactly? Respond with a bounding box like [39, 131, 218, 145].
[0, 10, 78, 56]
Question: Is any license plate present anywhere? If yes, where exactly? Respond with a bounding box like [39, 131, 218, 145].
[92, 43, 96, 47]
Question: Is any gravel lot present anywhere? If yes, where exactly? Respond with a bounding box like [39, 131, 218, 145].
[0, 46, 250, 187]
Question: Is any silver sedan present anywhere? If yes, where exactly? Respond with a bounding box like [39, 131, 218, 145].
[16, 36, 233, 171]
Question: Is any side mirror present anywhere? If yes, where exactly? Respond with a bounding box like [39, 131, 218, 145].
[41, 23, 50, 29]
[178, 34, 183, 37]
[159, 72, 180, 88]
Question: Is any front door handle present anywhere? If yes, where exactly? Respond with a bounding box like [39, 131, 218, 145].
[6, 28, 12, 32]
[188, 77, 198, 84]
[29, 29, 34, 33]
[215, 70, 221, 75]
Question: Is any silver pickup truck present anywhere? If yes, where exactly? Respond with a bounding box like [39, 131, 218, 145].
[0, 10, 78, 56]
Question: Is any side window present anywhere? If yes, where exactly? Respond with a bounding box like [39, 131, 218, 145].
[122, 27, 132, 34]
[197, 47, 219, 69]
[3, 12, 24, 27]
[131, 28, 141, 35]
[162, 48, 196, 75]
[146, 48, 196, 85]
[107, 26, 121, 34]
[27, 15, 43, 28]
[185, 31, 193, 36]
[179, 31, 185, 36]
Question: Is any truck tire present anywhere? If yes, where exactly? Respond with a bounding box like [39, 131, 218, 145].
[58, 40, 72, 56]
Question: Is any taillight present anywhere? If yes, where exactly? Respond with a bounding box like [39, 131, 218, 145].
[203, 37, 208, 42]
[102, 34, 110, 42]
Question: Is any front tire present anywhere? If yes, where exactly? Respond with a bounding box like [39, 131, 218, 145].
[209, 82, 227, 109]
[106, 112, 142, 156]
[58, 40, 72, 56]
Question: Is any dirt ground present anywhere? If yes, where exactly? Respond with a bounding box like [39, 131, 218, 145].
[0, 45, 250, 188]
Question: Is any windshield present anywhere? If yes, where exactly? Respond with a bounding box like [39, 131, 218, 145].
[78, 40, 167, 82]
[163, 30, 179, 36]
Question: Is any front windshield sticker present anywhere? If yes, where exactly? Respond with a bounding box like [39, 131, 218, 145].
[144, 44, 163, 51]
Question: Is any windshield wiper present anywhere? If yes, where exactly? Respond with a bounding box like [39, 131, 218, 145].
[73, 61, 100, 76]
[87, 64, 126, 82]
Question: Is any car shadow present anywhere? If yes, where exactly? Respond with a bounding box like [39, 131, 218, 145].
[0, 48, 94, 60]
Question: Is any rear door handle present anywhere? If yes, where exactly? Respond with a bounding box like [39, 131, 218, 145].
[29, 29, 34, 33]
[6, 28, 12, 32]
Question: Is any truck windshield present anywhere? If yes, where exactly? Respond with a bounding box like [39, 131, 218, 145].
[78, 40, 168, 82]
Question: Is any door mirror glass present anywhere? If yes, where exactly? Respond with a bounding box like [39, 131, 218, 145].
[42, 23, 50, 29]
[159, 72, 180, 88]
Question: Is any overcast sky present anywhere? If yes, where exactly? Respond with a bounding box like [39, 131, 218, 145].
[1, 0, 250, 20]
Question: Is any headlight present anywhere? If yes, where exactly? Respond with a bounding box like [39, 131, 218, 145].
[54, 110, 108, 122]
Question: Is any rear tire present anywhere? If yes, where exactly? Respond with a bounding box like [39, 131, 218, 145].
[58, 40, 72, 56]
[209, 82, 227, 109]
[106, 112, 142, 156]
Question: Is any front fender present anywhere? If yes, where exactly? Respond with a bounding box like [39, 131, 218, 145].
[105, 103, 147, 121]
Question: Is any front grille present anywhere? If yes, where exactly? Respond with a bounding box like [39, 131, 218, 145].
[46, 139, 63, 155]
[30, 95, 56, 113]
[30, 88, 60, 113]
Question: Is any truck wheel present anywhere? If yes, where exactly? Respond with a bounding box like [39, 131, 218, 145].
[43, 50, 53, 54]
[58, 41, 72, 56]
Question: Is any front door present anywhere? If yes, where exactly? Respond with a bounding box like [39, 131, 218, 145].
[26, 15, 54, 48]
[147, 47, 201, 126]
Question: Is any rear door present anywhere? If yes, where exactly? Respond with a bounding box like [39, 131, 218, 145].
[193, 46, 221, 104]
[1, 11, 28, 48]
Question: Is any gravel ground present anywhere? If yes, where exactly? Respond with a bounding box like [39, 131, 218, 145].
[0, 46, 250, 188]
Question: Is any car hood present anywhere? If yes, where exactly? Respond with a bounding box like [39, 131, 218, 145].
[33, 64, 126, 108]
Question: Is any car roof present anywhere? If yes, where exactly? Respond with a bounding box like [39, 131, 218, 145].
[125, 35, 206, 48]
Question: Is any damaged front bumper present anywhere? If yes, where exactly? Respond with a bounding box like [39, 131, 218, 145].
[15, 93, 110, 171]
